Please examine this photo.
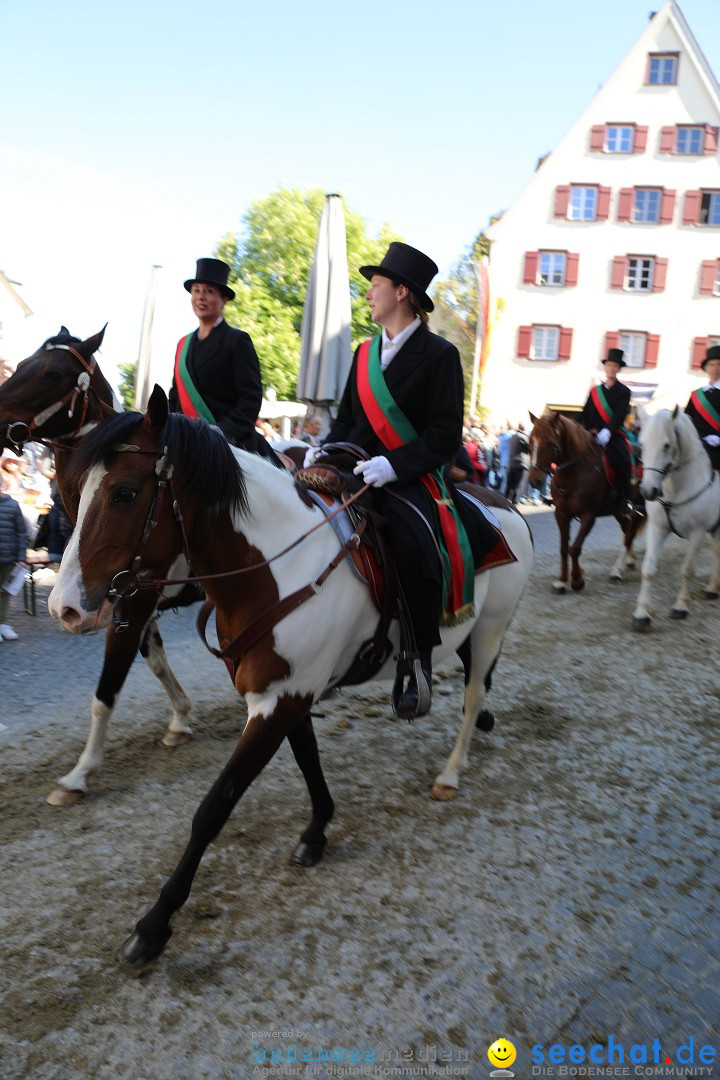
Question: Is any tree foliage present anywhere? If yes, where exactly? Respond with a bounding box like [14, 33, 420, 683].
[218, 187, 401, 400]
[117, 361, 136, 410]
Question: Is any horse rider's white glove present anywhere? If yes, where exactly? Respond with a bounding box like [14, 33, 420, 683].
[703, 434, 720, 447]
[303, 445, 322, 468]
[353, 456, 398, 488]
[596, 428, 611, 447]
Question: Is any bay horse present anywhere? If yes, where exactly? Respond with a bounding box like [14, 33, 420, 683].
[528, 409, 644, 593]
[0, 328, 199, 804]
[48, 386, 534, 967]
[632, 406, 720, 630]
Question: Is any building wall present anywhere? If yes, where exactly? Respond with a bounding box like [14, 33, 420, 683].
[481, 2, 720, 426]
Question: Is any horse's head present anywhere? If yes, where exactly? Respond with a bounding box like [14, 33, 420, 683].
[528, 409, 563, 489]
[49, 386, 248, 635]
[0, 325, 111, 451]
[640, 405, 705, 501]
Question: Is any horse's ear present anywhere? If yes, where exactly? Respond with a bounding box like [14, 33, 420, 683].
[78, 324, 107, 358]
[671, 403, 680, 420]
[529, 410, 538, 424]
[147, 384, 168, 432]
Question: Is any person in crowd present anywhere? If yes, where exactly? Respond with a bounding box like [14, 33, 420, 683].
[581, 348, 642, 518]
[506, 423, 530, 505]
[306, 242, 497, 717]
[463, 428, 489, 486]
[0, 467, 28, 641]
[685, 344, 720, 470]
[299, 414, 323, 446]
[496, 425, 513, 494]
[168, 257, 279, 464]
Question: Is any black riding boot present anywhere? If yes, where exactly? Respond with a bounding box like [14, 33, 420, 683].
[396, 651, 433, 719]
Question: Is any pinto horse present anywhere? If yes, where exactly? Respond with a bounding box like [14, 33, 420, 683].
[528, 409, 644, 592]
[632, 406, 720, 630]
[0, 328, 199, 804]
[49, 387, 534, 967]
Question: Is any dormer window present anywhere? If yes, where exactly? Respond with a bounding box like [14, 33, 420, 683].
[646, 52, 678, 85]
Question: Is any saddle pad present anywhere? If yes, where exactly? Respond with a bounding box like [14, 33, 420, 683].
[459, 488, 518, 573]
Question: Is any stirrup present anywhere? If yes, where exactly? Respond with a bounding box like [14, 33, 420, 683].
[392, 651, 432, 720]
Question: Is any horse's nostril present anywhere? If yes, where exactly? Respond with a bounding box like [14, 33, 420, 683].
[61, 607, 83, 628]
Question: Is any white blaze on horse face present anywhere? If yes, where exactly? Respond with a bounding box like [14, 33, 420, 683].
[49, 464, 107, 629]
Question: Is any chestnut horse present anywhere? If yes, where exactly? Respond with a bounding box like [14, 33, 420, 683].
[0, 328, 199, 803]
[528, 409, 644, 592]
[49, 387, 533, 967]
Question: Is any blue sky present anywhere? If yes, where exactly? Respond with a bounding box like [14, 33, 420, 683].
[1, 0, 718, 388]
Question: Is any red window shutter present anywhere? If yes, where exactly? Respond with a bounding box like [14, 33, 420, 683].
[610, 256, 626, 289]
[652, 258, 668, 292]
[660, 126, 676, 153]
[700, 260, 718, 294]
[523, 251, 538, 285]
[565, 253, 579, 286]
[517, 326, 532, 359]
[604, 331, 620, 356]
[705, 126, 719, 154]
[634, 126, 648, 153]
[554, 186, 570, 217]
[558, 327, 573, 361]
[684, 190, 702, 225]
[617, 188, 633, 222]
[692, 337, 708, 370]
[597, 187, 611, 220]
[590, 125, 606, 151]
[645, 334, 660, 368]
[660, 189, 676, 224]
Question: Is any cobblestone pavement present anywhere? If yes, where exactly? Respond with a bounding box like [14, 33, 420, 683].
[0, 507, 718, 1080]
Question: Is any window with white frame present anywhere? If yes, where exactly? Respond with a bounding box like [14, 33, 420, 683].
[531, 326, 560, 361]
[648, 54, 677, 85]
[701, 192, 720, 226]
[569, 186, 598, 221]
[538, 251, 566, 286]
[606, 126, 634, 153]
[676, 126, 704, 154]
[633, 189, 661, 223]
[619, 332, 646, 368]
[626, 258, 654, 291]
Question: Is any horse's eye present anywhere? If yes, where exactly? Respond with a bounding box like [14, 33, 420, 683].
[44, 370, 63, 383]
[113, 487, 137, 504]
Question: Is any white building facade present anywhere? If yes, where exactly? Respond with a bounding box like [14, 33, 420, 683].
[481, 2, 720, 424]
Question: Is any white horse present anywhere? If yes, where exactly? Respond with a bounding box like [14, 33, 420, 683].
[632, 406, 720, 630]
[48, 390, 534, 965]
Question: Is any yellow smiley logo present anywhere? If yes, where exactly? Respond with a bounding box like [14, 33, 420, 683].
[488, 1039, 517, 1069]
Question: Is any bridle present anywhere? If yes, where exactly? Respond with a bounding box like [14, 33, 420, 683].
[104, 439, 371, 637]
[4, 343, 115, 453]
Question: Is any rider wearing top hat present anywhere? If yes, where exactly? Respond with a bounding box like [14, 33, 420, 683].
[685, 344, 720, 470]
[581, 347, 641, 518]
[168, 257, 277, 463]
[313, 242, 497, 717]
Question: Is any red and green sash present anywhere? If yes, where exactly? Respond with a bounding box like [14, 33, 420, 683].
[356, 336, 475, 625]
[174, 333, 216, 423]
[691, 389, 720, 432]
[590, 384, 614, 425]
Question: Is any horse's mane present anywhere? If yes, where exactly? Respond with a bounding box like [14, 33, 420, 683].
[68, 411, 249, 519]
[42, 326, 82, 350]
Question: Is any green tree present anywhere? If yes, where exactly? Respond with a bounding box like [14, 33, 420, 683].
[217, 187, 401, 400]
[117, 361, 136, 410]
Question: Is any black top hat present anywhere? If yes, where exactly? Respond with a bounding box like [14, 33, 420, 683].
[603, 348, 626, 368]
[701, 344, 720, 370]
[184, 258, 235, 301]
[359, 242, 438, 312]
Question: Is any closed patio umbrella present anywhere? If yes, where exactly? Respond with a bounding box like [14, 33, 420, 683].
[297, 194, 352, 431]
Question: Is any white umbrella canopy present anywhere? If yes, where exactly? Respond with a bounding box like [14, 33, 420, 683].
[297, 194, 352, 426]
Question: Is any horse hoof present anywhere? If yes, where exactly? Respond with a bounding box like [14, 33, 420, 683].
[552, 582, 567, 594]
[670, 608, 688, 620]
[162, 730, 191, 748]
[632, 617, 651, 632]
[46, 787, 84, 806]
[475, 709, 495, 732]
[119, 927, 172, 969]
[291, 841, 325, 868]
[430, 782, 458, 802]
[608, 573, 623, 583]
[703, 591, 719, 601]
[571, 580, 585, 592]
[627, 560, 636, 570]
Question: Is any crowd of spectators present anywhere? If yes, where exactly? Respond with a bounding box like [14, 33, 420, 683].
[460, 418, 553, 507]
